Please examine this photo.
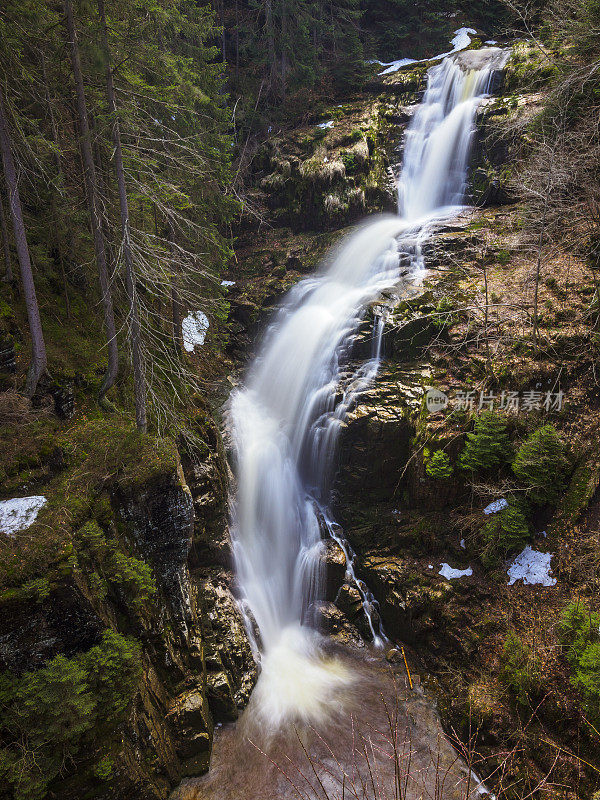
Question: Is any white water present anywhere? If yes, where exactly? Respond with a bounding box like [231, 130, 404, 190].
[228, 46, 506, 727]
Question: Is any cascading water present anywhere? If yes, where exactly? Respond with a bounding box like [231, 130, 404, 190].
[399, 49, 507, 220]
[228, 45, 508, 727]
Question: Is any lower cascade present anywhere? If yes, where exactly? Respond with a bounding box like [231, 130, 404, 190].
[228, 45, 508, 728]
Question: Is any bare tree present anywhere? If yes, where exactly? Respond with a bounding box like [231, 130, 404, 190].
[98, 0, 147, 432]
[64, 0, 118, 402]
[0, 89, 47, 396]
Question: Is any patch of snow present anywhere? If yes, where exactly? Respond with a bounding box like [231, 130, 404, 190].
[221, 280, 235, 287]
[507, 546, 556, 587]
[539, 530, 547, 538]
[379, 57, 417, 76]
[484, 498, 508, 515]
[428, 564, 433, 569]
[439, 563, 473, 580]
[317, 120, 334, 129]
[485, 40, 498, 45]
[182, 311, 209, 352]
[0, 496, 47, 537]
[460, 538, 466, 549]
[379, 26, 477, 75]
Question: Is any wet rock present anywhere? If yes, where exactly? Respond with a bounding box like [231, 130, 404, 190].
[321, 538, 347, 601]
[315, 601, 364, 646]
[197, 569, 257, 715]
[206, 670, 238, 722]
[50, 381, 75, 419]
[0, 581, 103, 673]
[166, 687, 213, 776]
[335, 582, 363, 620]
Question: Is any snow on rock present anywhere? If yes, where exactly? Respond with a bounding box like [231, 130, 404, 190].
[0, 496, 47, 537]
[507, 546, 556, 587]
[317, 120, 334, 129]
[182, 311, 209, 352]
[379, 57, 417, 75]
[439, 563, 473, 580]
[221, 280, 235, 287]
[484, 498, 508, 515]
[379, 27, 477, 75]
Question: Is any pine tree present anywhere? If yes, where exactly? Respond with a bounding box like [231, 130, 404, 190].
[512, 424, 567, 504]
[459, 411, 512, 473]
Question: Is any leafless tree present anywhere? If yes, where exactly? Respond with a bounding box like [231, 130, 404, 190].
[98, 0, 147, 432]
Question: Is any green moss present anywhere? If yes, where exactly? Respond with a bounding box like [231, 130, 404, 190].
[0, 630, 141, 800]
[0, 418, 179, 589]
[501, 631, 541, 706]
[74, 521, 156, 612]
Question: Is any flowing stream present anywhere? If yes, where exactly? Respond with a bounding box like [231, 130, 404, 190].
[227, 46, 508, 731]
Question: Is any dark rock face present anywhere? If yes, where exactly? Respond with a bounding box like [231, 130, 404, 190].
[0, 583, 103, 673]
[118, 467, 195, 639]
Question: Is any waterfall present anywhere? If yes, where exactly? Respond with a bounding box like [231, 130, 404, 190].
[228, 46, 506, 726]
[399, 49, 508, 220]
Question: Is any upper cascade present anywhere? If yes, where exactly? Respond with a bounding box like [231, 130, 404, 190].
[398, 48, 508, 220]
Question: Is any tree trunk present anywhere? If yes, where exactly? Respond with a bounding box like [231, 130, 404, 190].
[265, 0, 277, 96]
[64, 0, 118, 401]
[280, 0, 287, 102]
[0, 184, 13, 282]
[0, 89, 47, 396]
[42, 54, 71, 318]
[533, 190, 549, 346]
[98, 0, 147, 432]
[166, 218, 182, 355]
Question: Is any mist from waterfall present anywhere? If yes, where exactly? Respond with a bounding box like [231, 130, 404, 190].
[228, 46, 506, 727]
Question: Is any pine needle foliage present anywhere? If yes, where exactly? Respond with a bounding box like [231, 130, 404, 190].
[459, 411, 511, 473]
[512, 424, 568, 504]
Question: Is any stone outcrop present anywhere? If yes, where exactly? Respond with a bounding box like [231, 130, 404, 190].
[0, 414, 256, 799]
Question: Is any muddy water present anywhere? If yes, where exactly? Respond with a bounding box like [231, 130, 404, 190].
[172, 644, 488, 800]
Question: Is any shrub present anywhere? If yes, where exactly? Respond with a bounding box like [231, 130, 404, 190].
[512, 424, 568, 504]
[459, 411, 511, 473]
[74, 521, 156, 611]
[559, 602, 600, 718]
[425, 449, 453, 479]
[501, 631, 541, 706]
[0, 630, 141, 799]
[480, 498, 530, 567]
